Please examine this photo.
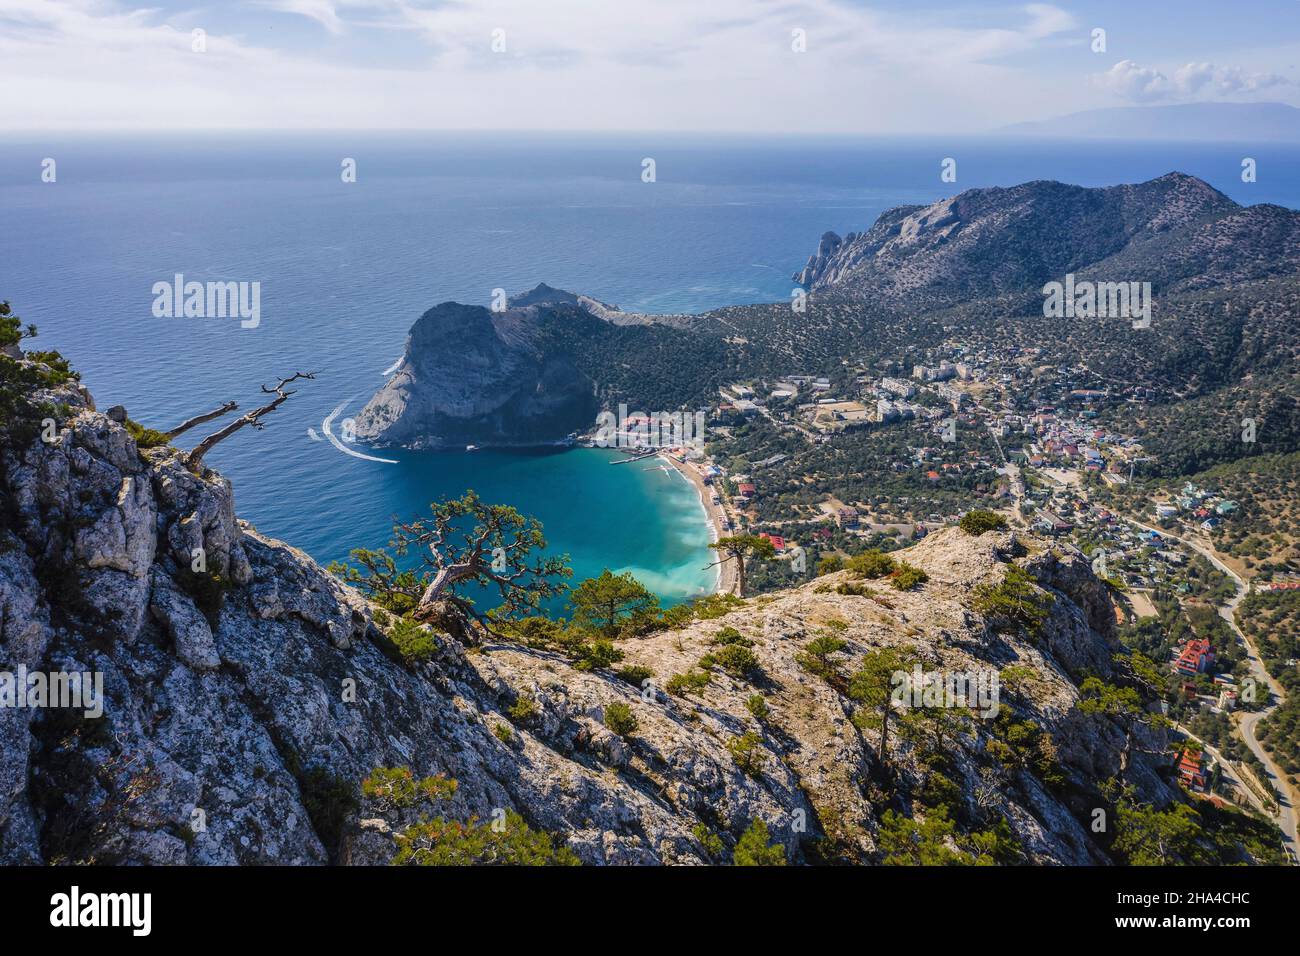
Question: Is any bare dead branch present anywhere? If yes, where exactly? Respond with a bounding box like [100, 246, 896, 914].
[184, 372, 315, 473]
[165, 400, 238, 440]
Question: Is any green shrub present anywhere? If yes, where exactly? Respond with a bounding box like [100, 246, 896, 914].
[1077, 677, 1142, 716]
[847, 550, 896, 579]
[388, 617, 439, 663]
[836, 581, 873, 596]
[492, 723, 514, 744]
[878, 807, 970, 865]
[0, 307, 80, 446]
[745, 694, 770, 721]
[23, 350, 78, 384]
[702, 644, 761, 680]
[692, 823, 724, 861]
[507, 695, 540, 724]
[733, 819, 786, 866]
[665, 670, 711, 697]
[970, 565, 1053, 636]
[572, 639, 624, 672]
[959, 510, 1008, 535]
[889, 562, 929, 591]
[495, 615, 568, 650]
[656, 602, 697, 630]
[364, 767, 578, 865]
[616, 664, 654, 686]
[362, 767, 457, 811]
[986, 712, 1065, 789]
[727, 732, 766, 777]
[125, 418, 170, 449]
[603, 701, 638, 737]
[691, 592, 745, 620]
[711, 626, 752, 647]
[392, 810, 580, 866]
[795, 634, 846, 680]
[816, 554, 844, 576]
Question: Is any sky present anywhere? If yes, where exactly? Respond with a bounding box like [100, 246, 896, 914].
[2, 0, 1299, 132]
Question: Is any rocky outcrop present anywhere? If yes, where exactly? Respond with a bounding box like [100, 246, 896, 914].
[1, 378, 1177, 865]
[793, 230, 850, 287]
[352, 299, 600, 449]
[353, 284, 697, 449]
[788, 172, 1278, 304]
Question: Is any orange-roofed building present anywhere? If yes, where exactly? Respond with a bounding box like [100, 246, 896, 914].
[1174, 638, 1214, 676]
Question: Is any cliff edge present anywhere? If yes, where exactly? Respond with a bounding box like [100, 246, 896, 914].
[1, 371, 1180, 865]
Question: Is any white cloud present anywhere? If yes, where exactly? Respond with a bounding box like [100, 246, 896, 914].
[1093, 58, 1292, 103]
[0, 0, 1097, 132]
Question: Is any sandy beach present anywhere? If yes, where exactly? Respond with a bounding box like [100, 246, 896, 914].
[659, 454, 741, 596]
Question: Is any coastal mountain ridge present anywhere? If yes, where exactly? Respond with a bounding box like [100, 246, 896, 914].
[790, 171, 1293, 299]
[355, 172, 1299, 473]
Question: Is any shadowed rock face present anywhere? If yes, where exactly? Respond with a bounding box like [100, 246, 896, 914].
[353, 284, 701, 449]
[353, 300, 600, 449]
[1, 372, 1175, 866]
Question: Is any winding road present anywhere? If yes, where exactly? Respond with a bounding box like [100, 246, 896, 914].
[1121, 515, 1297, 858]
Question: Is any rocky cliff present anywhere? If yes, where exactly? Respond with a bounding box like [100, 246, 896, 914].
[353, 284, 699, 449]
[0, 369, 1186, 866]
[351, 298, 599, 449]
[791, 172, 1263, 300]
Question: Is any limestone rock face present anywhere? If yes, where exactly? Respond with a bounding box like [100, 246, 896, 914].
[793, 230, 846, 286]
[352, 285, 696, 450]
[788, 173, 1272, 305]
[353, 300, 599, 449]
[1, 382, 1171, 866]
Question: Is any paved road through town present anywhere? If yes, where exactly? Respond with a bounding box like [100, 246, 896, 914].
[1121, 515, 1297, 859]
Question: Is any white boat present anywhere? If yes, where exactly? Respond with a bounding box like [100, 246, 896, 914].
[465, 444, 478, 452]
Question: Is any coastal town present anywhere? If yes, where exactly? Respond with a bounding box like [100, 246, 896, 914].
[589, 338, 1292, 591]
[582, 339, 1299, 860]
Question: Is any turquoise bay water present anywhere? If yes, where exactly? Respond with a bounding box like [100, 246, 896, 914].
[311, 445, 718, 605]
[2, 133, 1297, 606]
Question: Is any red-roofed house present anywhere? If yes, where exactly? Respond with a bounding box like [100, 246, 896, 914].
[1174, 638, 1214, 676]
[758, 533, 787, 554]
[1177, 751, 1209, 792]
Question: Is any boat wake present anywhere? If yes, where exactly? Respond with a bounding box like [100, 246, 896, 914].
[320, 399, 398, 464]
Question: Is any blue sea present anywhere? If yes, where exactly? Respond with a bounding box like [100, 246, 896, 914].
[3, 133, 1298, 606]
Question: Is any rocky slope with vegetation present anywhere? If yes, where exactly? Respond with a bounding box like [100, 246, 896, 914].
[791, 172, 1275, 301]
[4, 347, 1283, 865]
